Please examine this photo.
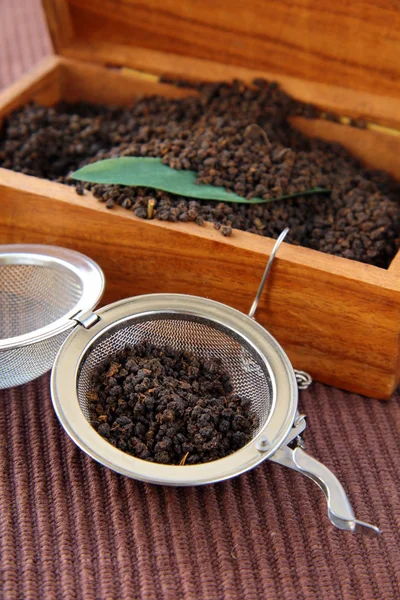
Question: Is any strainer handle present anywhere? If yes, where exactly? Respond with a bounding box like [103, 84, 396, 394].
[270, 445, 381, 536]
[248, 227, 289, 319]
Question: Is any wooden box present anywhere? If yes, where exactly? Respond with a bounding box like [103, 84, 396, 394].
[2, 0, 400, 399]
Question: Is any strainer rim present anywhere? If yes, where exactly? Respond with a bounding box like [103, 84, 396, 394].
[0, 244, 105, 350]
[51, 293, 298, 486]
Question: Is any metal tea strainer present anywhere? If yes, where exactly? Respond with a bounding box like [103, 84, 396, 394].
[0, 245, 104, 389]
[0, 235, 380, 536]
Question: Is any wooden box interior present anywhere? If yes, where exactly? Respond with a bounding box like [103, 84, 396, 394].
[2, 0, 400, 398]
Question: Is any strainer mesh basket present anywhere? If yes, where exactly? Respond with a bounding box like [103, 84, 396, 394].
[0, 264, 83, 388]
[77, 314, 274, 436]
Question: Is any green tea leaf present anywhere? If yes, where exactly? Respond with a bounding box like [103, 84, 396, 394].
[71, 157, 329, 204]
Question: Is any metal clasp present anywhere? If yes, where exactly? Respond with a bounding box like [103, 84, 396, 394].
[295, 369, 313, 390]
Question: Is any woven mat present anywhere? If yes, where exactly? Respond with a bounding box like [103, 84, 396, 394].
[1, 1, 400, 598]
[1, 377, 400, 600]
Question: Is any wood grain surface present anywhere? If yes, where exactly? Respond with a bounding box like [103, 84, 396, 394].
[289, 117, 400, 181]
[61, 58, 196, 105]
[42, 0, 400, 99]
[0, 56, 62, 121]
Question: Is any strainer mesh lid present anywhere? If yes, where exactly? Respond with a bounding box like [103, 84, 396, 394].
[0, 245, 105, 348]
[0, 245, 104, 389]
[0, 263, 83, 340]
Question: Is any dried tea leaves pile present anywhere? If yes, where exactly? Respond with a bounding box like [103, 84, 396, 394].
[1, 78, 399, 267]
[87, 341, 258, 465]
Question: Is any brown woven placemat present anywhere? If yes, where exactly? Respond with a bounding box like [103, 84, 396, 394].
[1, 376, 400, 600]
[1, 2, 400, 598]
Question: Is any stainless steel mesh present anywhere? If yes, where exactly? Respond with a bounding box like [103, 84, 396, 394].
[0, 265, 82, 339]
[0, 263, 83, 388]
[77, 314, 274, 435]
[1, 330, 72, 388]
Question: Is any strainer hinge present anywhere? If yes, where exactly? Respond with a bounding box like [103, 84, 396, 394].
[71, 310, 100, 329]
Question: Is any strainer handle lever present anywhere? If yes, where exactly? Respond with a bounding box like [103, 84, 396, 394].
[269, 445, 381, 536]
[248, 227, 289, 319]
